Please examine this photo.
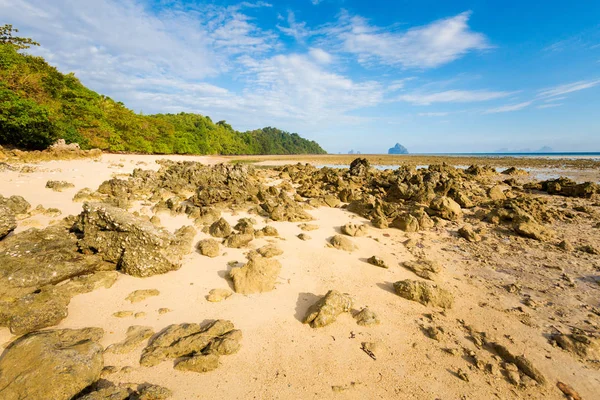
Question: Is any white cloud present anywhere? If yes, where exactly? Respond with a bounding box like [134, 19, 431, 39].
[537, 103, 562, 109]
[537, 79, 600, 98]
[484, 101, 532, 114]
[396, 89, 511, 105]
[325, 11, 489, 69]
[277, 11, 312, 42]
[309, 48, 333, 64]
[418, 112, 450, 117]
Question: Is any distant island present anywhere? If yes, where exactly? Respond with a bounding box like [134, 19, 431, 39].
[388, 143, 409, 154]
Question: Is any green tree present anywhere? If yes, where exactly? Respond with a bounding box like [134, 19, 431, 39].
[0, 24, 40, 50]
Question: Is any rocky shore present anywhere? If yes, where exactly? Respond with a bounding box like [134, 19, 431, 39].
[0, 153, 598, 399]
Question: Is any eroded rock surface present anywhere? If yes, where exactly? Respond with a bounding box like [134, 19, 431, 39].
[229, 257, 281, 294]
[393, 280, 453, 309]
[304, 290, 354, 328]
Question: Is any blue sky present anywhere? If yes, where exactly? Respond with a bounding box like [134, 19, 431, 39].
[2, 0, 599, 153]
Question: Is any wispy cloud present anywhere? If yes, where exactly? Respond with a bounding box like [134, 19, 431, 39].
[277, 11, 312, 42]
[324, 11, 489, 69]
[538, 79, 600, 98]
[396, 89, 511, 105]
[537, 103, 562, 109]
[484, 101, 532, 114]
[418, 112, 450, 117]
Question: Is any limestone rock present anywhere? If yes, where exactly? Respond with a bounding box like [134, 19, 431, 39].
[197, 238, 220, 257]
[257, 244, 283, 258]
[329, 234, 356, 252]
[297, 233, 311, 241]
[428, 196, 462, 221]
[0, 328, 104, 400]
[75, 203, 195, 277]
[140, 320, 238, 368]
[299, 223, 319, 231]
[105, 325, 154, 354]
[341, 222, 368, 237]
[488, 185, 506, 201]
[0, 205, 16, 240]
[393, 280, 453, 309]
[367, 256, 388, 269]
[513, 221, 554, 241]
[0, 194, 31, 214]
[175, 353, 220, 373]
[126, 289, 160, 303]
[390, 213, 419, 232]
[256, 225, 279, 237]
[229, 257, 281, 294]
[206, 288, 232, 302]
[209, 218, 232, 238]
[402, 260, 441, 280]
[224, 233, 254, 248]
[354, 308, 380, 326]
[303, 290, 354, 328]
[45, 180, 75, 192]
[458, 225, 481, 242]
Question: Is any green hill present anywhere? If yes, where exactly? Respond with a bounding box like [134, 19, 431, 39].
[0, 28, 326, 155]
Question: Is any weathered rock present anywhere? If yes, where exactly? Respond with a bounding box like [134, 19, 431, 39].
[140, 320, 237, 367]
[341, 222, 368, 237]
[105, 326, 154, 354]
[75, 203, 195, 277]
[329, 234, 356, 252]
[45, 180, 75, 192]
[428, 196, 462, 221]
[349, 158, 371, 177]
[393, 280, 453, 309]
[304, 290, 354, 328]
[513, 221, 554, 241]
[354, 308, 380, 326]
[113, 311, 134, 318]
[297, 233, 311, 241]
[197, 238, 220, 257]
[256, 225, 279, 237]
[229, 257, 281, 294]
[0, 205, 16, 240]
[257, 244, 283, 258]
[485, 341, 546, 385]
[367, 255, 388, 269]
[299, 223, 319, 231]
[206, 288, 232, 302]
[558, 240, 574, 252]
[402, 260, 441, 280]
[126, 289, 160, 303]
[262, 193, 312, 222]
[323, 194, 341, 208]
[77, 382, 172, 400]
[224, 233, 254, 248]
[502, 167, 528, 176]
[209, 218, 232, 238]
[551, 332, 600, 359]
[458, 225, 481, 242]
[390, 213, 419, 232]
[0, 194, 31, 214]
[578, 244, 600, 255]
[0, 328, 104, 400]
[234, 218, 255, 234]
[488, 185, 506, 201]
[203, 329, 242, 355]
[175, 353, 220, 373]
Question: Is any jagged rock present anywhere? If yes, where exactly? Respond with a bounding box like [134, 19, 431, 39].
[304, 290, 354, 328]
[341, 222, 368, 237]
[367, 255, 388, 269]
[329, 234, 356, 252]
[206, 288, 232, 302]
[402, 260, 441, 280]
[126, 289, 160, 303]
[255, 225, 279, 237]
[390, 213, 419, 232]
[558, 240, 574, 252]
[77, 382, 172, 400]
[0, 205, 16, 239]
[299, 223, 319, 231]
[262, 193, 312, 222]
[393, 280, 453, 309]
[105, 326, 154, 354]
[0, 194, 31, 214]
[175, 353, 220, 373]
[551, 332, 600, 359]
[257, 244, 283, 258]
[513, 221, 554, 241]
[0, 328, 104, 400]
[140, 320, 239, 368]
[354, 308, 380, 326]
[234, 218, 255, 234]
[297, 233, 311, 241]
[349, 158, 371, 177]
[224, 233, 254, 248]
[502, 167, 528, 176]
[458, 225, 481, 242]
[45, 180, 75, 192]
[536, 177, 599, 198]
[427, 196, 462, 221]
[75, 203, 195, 277]
[488, 185, 506, 200]
[203, 329, 243, 355]
[485, 341, 546, 385]
[197, 238, 220, 257]
[229, 257, 281, 294]
[323, 195, 341, 208]
[209, 218, 232, 238]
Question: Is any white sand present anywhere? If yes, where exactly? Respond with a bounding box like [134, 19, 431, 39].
[0, 154, 598, 399]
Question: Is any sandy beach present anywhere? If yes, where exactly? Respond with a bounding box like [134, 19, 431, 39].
[1, 152, 599, 400]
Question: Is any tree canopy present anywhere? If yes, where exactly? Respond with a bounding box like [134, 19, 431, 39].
[0, 27, 326, 155]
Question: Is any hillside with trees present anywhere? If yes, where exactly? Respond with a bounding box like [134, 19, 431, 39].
[0, 25, 326, 155]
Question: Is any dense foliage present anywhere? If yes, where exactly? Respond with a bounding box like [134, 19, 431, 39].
[0, 30, 326, 154]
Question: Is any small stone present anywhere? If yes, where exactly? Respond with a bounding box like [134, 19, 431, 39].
[457, 368, 469, 382]
[113, 311, 134, 318]
[393, 280, 453, 309]
[341, 223, 368, 237]
[224, 233, 254, 249]
[304, 290, 354, 328]
[298, 233, 311, 241]
[329, 235, 356, 252]
[209, 218, 232, 238]
[367, 256, 388, 269]
[126, 289, 160, 303]
[354, 308, 380, 326]
[558, 240, 574, 252]
[158, 308, 172, 315]
[299, 223, 319, 231]
[206, 288, 233, 302]
[197, 239, 220, 257]
[257, 244, 283, 258]
[134, 312, 146, 319]
[402, 260, 441, 280]
[458, 225, 481, 242]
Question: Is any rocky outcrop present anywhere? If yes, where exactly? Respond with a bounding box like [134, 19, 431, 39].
[75, 203, 195, 277]
[140, 320, 241, 372]
[229, 257, 281, 294]
[105, 326, 154, 354]
[0, 328, 104, 400]
[388, 143, 409, 155]
[393, 280, 453, 309]
[304, 290, 354, 328]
